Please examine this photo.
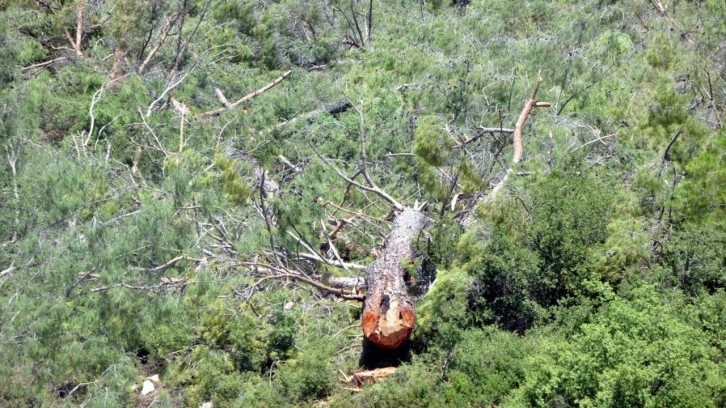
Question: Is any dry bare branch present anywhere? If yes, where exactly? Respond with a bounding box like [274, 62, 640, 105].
[63, 0, 85, 56]
[214, 88, 230, 107]
[296, 253, 367, 270]
[241, 262, 365, 301]
[146, 70, 193, 117]
[199, 70, 293, 118]
[140, 255, 186, 273]
[138, 12, 183, 75]
[22, 57, 67, 71]
[0, 263, 15, 278]
[456, 126, 515, 148]
[321, 218, 347, 270]
[483, 75, 547, 205]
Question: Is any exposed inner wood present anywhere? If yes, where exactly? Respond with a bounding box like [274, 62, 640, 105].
[362, 207, 425, 350]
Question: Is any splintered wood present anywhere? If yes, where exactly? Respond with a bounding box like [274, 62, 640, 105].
[340, 367, 398, 388]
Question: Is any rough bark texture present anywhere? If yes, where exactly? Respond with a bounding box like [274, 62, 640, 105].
[362, 207, 426, 350]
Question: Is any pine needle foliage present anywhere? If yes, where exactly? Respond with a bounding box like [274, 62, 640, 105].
[0, 0, 724, 405]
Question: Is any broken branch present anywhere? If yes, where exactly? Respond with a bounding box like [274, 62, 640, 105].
[241, 262, 365, 301]
[310, 142, 404, 211]
[483, 76, 548, 204]
[199, 70, 293, 118]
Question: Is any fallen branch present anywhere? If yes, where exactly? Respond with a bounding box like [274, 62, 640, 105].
[65, 268, 97, 297]
[214, 88, 230, 107]
[328, 276, 367, 289]
[455, 126, 514, 148]
[91, 277, 188, 293]
[340, 367, 397, 387]
[170, 98, 190, 153]
[241, 262, 365, 301]
[22, 57, 67, 71]
[64, 0, 85, 56]
[5, 143, 21, 242]
[199, 70, 293, 119]
[137, 255, 186, 274]
[287, 230, 367, 270]
[297, 253, 367, 270]
[277, 154, 302, 173]
[0, 263, 15, 278]
[571, 133, 617, 152]
[321, 218, 347, 269]
[274, 100, 353, 130]
[483, 76, 548, 205]
[146, 70, 193, 117]
[138, 11, 184, 75]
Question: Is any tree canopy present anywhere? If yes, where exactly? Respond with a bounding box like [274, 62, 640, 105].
[0, 0, 724, 406]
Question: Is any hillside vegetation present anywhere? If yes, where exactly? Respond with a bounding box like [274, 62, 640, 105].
[1, 0, 724, 406]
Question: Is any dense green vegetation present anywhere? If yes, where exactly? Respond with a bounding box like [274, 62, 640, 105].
[1, 0, 724, 406]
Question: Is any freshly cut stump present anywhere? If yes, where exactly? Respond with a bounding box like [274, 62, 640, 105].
[361, 208, 426, 350]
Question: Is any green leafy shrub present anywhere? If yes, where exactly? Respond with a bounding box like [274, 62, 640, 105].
[511, 286, 726, 408]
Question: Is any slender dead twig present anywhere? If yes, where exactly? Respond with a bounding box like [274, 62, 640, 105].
[310, 142, 404, 211]
[286, 230, 366, 270]
[140, 255, 186, 273]
[138, 10, 184, 75]
[662, 129, 683, 165]
[259, 171, 281, 266]
[572, 133, 617, 152]
[320, 218, 347, 270]
[146, 70, 192, 117]
[199, 71, 293, 118]
[241, 261, 365, 301]
[137, 108, 169, 157]
[456, 126, 515, 148]
[22, 57, 67, 71]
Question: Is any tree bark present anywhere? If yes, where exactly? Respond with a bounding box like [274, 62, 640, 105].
[276, 100, 353, 130]
[362, 207, 426, 350]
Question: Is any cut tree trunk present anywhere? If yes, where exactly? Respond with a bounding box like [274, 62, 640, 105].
[362, 207, 426, 350]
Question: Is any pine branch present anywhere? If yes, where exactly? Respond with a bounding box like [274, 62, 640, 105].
[199, 71, 293, 118]
[241, 262, 365, 301]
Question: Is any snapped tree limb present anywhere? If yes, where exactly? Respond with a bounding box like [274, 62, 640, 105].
[241, 262, 365, 301]
[64, 0, 85, 57]
[482, 76, 548, 205]
[198, 71, 293, 119]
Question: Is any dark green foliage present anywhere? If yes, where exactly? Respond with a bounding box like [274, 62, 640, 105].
[530, 172, 613, 300]
[511, 287, 726, 408]
[463, 172, 613, 332]
[444, 328, 531, 406]
[662, 224, 726, 295]
[274, 340, 337, 402]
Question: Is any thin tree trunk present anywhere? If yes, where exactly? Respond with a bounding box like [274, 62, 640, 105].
[362, 207, 426, 350]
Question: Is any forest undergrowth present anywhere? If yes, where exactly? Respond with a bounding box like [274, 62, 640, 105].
[1, 0, 725, 406]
